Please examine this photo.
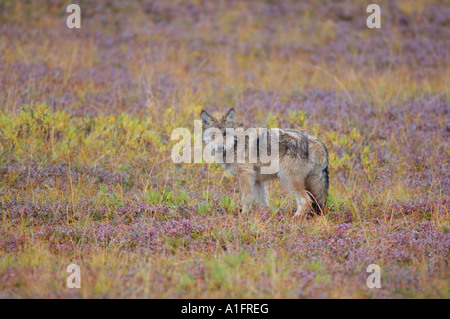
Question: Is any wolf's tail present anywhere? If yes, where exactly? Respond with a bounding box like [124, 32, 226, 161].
[306, 166, 329, 214]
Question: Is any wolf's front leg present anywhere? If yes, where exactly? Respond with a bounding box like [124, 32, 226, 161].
[238, 172, 254, 214]
[253, 181, 269, 208]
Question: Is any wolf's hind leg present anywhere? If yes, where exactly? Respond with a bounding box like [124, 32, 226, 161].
[292, 188, 312, 217]
[279, 173, 312, 217]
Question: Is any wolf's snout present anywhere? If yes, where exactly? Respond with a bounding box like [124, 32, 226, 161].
[215, 145, 225, 152]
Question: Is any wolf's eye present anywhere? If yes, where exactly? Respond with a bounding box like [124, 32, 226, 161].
[211, 134, 216, 139]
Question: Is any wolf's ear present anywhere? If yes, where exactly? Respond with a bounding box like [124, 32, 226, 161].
[225, 108, 235, 122]
[201, 110, 212, 125]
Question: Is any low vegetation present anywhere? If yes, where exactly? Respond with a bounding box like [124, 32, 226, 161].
[0, 0, 448, 298]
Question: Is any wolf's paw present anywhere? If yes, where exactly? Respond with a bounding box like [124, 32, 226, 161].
[294, 211, 304, 218]
[240, 205, 251, 214]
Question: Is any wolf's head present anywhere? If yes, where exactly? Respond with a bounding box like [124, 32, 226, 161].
[200, 108, 239, 153]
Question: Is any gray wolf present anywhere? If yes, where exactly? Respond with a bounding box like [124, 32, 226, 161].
[200, 108, 329, 217]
